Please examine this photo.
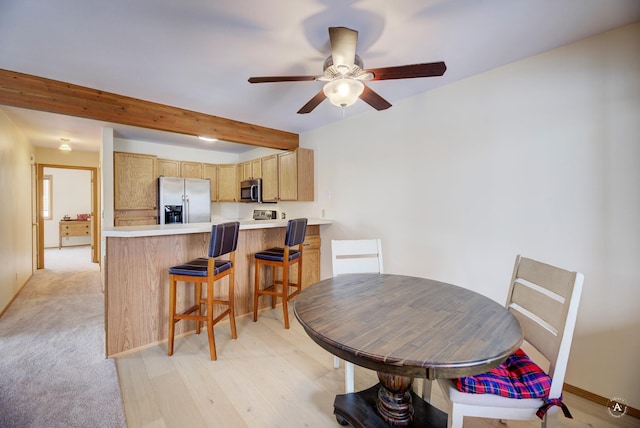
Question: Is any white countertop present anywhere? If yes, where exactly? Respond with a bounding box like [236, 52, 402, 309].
[102, 218, 332, 238]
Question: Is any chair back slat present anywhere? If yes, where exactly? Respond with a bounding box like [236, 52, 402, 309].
[208, 221, 240, 258]
[332, 239, 383, 276]
[284, 218, 308, 247]
[510, 280, 564, 333]
[516, 257, 575, 300]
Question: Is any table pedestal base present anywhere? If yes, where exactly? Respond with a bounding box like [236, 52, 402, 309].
[333, 384, 447, 428]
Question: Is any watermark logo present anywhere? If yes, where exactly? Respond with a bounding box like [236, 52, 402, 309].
[606, 396, 628, 418]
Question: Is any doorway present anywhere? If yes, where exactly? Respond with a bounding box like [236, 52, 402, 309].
[36, 164, 99, 269]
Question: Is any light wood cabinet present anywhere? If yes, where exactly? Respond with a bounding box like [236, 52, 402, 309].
[278, 151, 298, 201]
[59, 220, 91, 249]
[251, 158, 262, 179]
[301, 231, 320, 287]
[217, 164, 237, 201]
[180, 161, 202, 179]
[114, 152, 157, 210]
[239, 159, 262, 181]
[261, 149, 314, 202]
[202, 163, 218, 202]
[261, 154, 279, 202]
[239, 161, 252, 181]
[157, 159, 180, 178]
[115, 148, 313, 214]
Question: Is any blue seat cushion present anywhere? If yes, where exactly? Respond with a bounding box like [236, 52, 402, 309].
[168, 257, 232, 277]
[255, 247, 301, 262]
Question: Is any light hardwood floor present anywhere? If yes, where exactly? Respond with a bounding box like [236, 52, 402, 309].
[116, 308, 637, 428]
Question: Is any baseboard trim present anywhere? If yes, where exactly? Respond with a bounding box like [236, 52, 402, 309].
[564, 383, 639, 419]
[0, 273, 33, 319]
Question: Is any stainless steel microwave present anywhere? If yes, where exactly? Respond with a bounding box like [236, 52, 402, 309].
[240, 179, 261, 203]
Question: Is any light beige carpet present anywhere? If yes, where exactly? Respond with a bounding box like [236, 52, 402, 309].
[0, 246, 126, 427]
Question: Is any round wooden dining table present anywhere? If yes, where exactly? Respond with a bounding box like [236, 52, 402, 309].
[293, 273, 523, 428]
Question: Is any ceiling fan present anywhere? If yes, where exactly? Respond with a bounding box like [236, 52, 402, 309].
[248, 26, 446, 114]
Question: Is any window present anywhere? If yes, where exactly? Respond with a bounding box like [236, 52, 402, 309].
[42, 175, 52, 220]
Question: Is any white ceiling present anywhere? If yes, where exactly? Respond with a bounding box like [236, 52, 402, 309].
[1, 0, 639, 153]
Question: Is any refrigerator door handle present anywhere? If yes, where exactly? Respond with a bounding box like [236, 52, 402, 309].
[183, 194, 189, 223]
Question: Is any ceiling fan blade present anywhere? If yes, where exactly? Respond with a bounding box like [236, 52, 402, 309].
[367, 62, 447, 81]
[297, 90, 327, 114]
[328, 27, 358, 70]
[248, 76, 317, 83]
[360, 85, 392, 111]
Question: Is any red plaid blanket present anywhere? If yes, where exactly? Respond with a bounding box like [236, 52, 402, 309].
[454, 349, 551, 399]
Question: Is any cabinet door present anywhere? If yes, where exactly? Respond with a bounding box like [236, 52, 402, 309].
[251, 158, 262, 179]
[278, 151, 298, 201]
[241, 162, 252, 181]
[261, 155, 278, 202]
[301, 234, 320, 288]
[202, 163, 218, 202]
[217, 164, 237, 201]
[157, 159, 180, 178]
[180, 161, 203, 179]
[114, 152, 157, 210]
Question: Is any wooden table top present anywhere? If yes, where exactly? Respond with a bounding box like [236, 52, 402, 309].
[294, 273, 523, 379]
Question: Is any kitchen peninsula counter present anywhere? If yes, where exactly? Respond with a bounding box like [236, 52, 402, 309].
[102, 218, 332, 237]
[103, 218, 331, 357]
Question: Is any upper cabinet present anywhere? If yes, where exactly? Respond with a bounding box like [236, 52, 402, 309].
[261, 149, 314, 202]
[239, 159, 262, 181]
[261, 154, 279, 202]
[113, 148, 313, 213]
[157, 159, 180, 178]
[179, 161, 203, 179]
[217, 164, 237, 202]
[202, 163, 218, 202]
[114, 152, 157, 210]
[114, 152, 158, 226]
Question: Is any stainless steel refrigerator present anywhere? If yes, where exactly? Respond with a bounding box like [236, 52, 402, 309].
[158, 177, 211, 224]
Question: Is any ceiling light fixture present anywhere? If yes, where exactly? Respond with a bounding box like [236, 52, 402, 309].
[198, 136, 218, 142]
[323, 78, 364, 109]
[59, 138, 72, 151]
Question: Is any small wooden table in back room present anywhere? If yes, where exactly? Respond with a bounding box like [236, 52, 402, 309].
[293, 273, 523, 427]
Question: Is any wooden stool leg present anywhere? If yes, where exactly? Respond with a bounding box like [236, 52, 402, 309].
[206, 282, 217, 361]
[253, 260, 260, 322]
[195, 281, 202, 335]
[270, 266, 277, 308]
[282, 262, 290, 329]
[229, 269, 237, 339]
[168, 276, 177, 356]
[297, 256, 303, 292]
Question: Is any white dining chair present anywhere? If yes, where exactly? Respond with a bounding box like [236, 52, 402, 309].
[435, 255, 584, 428]
[331, 239, 384, 393]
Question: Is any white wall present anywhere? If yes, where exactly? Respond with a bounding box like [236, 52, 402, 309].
[0, 110, 34, 313]
[302, 23, 640, 408]
[43, 168, 92, 248]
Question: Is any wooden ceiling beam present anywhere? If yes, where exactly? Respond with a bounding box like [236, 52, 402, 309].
[0, 68, 298, 150]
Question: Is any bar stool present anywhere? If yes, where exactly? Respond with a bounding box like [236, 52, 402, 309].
[168, 221, 240, 360]
[253, 218, 307, 329]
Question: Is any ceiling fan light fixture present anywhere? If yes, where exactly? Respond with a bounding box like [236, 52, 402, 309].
[323, 78, 364, 109]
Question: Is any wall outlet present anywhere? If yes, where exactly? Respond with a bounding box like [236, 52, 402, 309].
[281, 212, 286, 219]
